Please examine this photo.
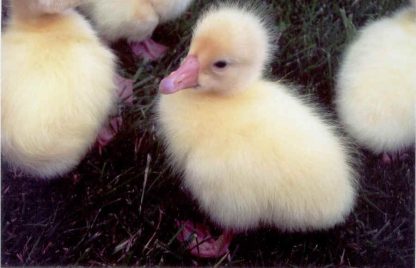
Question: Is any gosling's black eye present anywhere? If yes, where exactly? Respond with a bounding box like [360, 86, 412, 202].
[213, 61, 227, 69]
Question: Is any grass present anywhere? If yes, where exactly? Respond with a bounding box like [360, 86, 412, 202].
[2, 0, 414, 266]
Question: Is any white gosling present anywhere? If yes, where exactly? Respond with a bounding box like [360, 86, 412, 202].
[2, 0, 117, 178]
[156, 4, 357, 258]
[78, 0, 194, 59]
[335, 7, 416, 156]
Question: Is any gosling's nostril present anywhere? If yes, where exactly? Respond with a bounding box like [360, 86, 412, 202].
[177, 74, 186, 84]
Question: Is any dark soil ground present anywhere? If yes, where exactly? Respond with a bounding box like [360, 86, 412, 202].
[2, 0, 414, 266]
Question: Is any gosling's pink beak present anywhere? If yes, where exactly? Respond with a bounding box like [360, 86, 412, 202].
[159, 55, 199, 94]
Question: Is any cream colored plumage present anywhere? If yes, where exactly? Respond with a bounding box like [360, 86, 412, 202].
[1, 0, 116, 178]
[336, 7, 416, 154]
[78, 0, 193, 43]
[157, 4, 356, 241]
[28, 0, 83, 14]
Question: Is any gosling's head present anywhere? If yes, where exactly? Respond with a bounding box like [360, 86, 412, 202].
[160, 4, 276, 95]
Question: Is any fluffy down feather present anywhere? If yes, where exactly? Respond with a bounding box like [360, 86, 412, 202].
[157, 4, 357, 232]
[336, 7, 416, 154]
[1, 0, 116, 178]
[78, 0, 193, 43]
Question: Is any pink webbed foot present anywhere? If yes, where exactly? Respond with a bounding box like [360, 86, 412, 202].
[130, 38, 168, 61]
[96, 115, 122, 154]
[176, 220, 233, 258]
[95, 74, 134, 153]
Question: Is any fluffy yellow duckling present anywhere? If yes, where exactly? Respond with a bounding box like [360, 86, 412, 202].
[156, 4, 357, 258]
[78, 0, 194, 60]
[2, 0, 116, 178]
[335, 6, 416, 162]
